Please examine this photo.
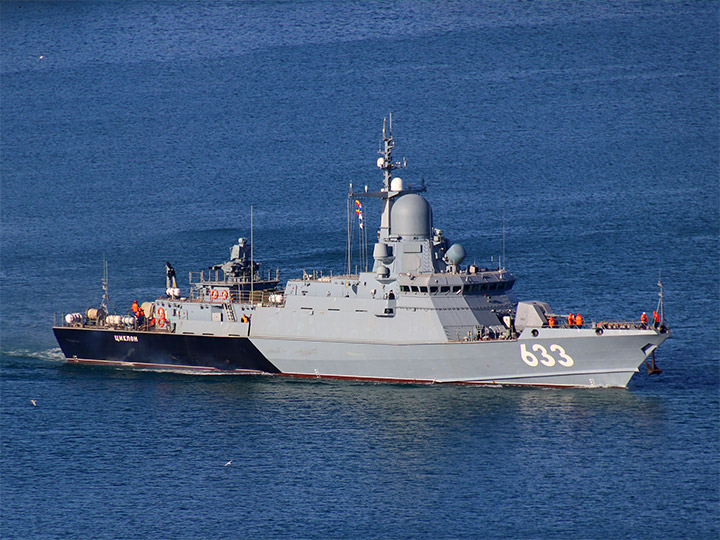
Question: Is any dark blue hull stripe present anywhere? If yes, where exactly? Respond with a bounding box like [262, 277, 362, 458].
[52, 327, 280, 373]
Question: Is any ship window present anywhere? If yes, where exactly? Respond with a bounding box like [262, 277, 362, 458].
[489, 283, 497, 290]
[419, 286, 428, 293]
[452, 286, 462, 293]
[440, 286, 450, 293]
[411, 286, 419, 293]
[430, 286, 438, 293]
[400, 285, 409, 292]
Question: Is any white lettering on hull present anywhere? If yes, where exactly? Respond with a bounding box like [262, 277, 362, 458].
[114, 335, 139, 342]
[520, 343, 574, 367]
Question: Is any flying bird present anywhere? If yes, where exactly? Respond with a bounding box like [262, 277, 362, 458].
[224, 460, 233, 467]
[30, 400, 37, 407]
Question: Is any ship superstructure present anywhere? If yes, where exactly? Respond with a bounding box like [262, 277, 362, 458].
[53, 118, 670, 387]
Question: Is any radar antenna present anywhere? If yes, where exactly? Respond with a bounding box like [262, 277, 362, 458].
[351, 115, 425, 243]
[377, 113, 406, 190]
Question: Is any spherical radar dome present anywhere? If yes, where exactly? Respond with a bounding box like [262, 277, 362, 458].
[390, 194, 432, 237]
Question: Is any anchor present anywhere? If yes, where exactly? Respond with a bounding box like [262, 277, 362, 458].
[645, 351, 663, 375]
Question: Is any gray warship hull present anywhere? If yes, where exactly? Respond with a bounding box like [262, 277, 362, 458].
[54, 319, 669, 388]
[249, 328, 667, 387]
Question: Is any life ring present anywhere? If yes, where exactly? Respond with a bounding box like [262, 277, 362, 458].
[595, 327, 604, 336]
[210, 289, 219, 299]
[220, 290, 229, 301]
[156, 307, 165, 319]
[157, 318, 166, 328]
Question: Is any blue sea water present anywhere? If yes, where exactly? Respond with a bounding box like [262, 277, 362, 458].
[1, 1, 718, 538]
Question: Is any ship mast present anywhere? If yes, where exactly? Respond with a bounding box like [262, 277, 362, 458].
[656, 270, 665, 323]
[376, 114, 408, 239]
[101, 255, 110, 313]
[378, 114, 403, 190]
[349, 114, 424, 245]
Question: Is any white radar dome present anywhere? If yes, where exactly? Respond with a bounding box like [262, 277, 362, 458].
[390, 177, 404, 192]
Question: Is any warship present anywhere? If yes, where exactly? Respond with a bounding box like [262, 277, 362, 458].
[53, 117, 670, 387]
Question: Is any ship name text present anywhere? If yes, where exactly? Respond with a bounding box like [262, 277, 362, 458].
[114, 335, 139, 343]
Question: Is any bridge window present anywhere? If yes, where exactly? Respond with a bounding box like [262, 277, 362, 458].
[430, 286, 438, 293]
[440, 286, 450, 293]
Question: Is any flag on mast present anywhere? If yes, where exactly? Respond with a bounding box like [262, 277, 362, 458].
[354, 199, 364, 229]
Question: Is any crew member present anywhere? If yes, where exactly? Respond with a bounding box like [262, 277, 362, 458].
[575, 313, 583, 327]
[548, 316, 556, 327]
[568, 313, 575, 327]
[640, 312, 648, 326]
[652, 310, 660, 328]
[240, 314, 249, 323]
[131, 300, 139, 314]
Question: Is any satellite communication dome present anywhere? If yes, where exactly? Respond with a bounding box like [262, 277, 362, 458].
[445, 243, 466, 266]
[390, 194, 432, 237]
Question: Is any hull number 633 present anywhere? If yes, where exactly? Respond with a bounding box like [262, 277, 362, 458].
[520, 343, 574, 368]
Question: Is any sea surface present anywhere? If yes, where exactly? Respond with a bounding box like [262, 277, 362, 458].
[1, 2, 718, 539]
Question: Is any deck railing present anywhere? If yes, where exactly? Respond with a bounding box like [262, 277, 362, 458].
[188, 267, 279, 285]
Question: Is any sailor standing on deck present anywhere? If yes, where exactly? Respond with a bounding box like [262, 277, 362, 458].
[575, 313, 583, 327]
[641, 312, 648, 327]
[568, 313, 575, 327]
[131, 300, 143, 327]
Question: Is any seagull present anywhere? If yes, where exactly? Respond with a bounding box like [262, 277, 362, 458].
[30, 400, 37, 406]
[224, 460, 233, 467]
